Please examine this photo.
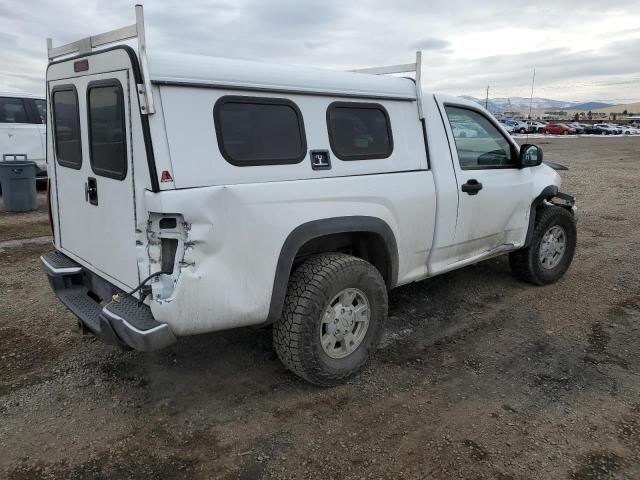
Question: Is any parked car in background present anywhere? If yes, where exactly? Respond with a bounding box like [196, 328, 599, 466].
[583, 124, 609, 135]
[498, 120, 516, 133]
[543, 123, 576, 135]
[593, 124, 620, 135]
[607, 124, 623, 134]
[0, 92, 47, 179]
[526, 121, 546, 133]
[621, 125, 640, 135]
[511, 120, 529, 134]
[567, 123, 585, 134]
[452, 124, 479, 138]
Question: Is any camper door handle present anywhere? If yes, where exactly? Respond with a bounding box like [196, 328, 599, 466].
[85, 178, 98, 205]
[84, 182, 92, 201]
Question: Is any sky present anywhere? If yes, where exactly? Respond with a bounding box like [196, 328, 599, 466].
[1, 0, 639, 104]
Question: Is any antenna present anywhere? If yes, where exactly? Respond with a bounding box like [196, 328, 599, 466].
[485, 85, 490, 110]
[526, 68, 536, 142]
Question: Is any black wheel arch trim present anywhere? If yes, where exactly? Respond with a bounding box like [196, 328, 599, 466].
[524, 186, 577, 247]
[524, 186, 557, 247]
[266, 216, 399, 325]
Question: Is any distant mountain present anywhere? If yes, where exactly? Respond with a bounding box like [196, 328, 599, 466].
[571, 102, 612, 111]
[460, 96, 613, 112]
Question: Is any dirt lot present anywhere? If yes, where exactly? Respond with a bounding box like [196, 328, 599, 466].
[0, 189, 50, 242]
[1, 137, 639, 479]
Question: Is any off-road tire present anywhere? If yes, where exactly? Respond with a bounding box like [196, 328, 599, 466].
[273, 253, 388, 386]
[509, 205, 576, 285]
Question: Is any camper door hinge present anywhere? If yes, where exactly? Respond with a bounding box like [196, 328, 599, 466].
[137, 84, 151, 114]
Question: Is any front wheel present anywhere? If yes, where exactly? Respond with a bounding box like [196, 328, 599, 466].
[509, 206, 577, 285]
[273, 253, 388, 386]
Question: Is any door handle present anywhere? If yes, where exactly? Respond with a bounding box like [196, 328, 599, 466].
[461, 179, 483, 195]
[85, 177, 98, 205]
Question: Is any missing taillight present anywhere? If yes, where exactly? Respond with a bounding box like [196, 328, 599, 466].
[161, 238, 178, 273]
[159, 217, 177, 230]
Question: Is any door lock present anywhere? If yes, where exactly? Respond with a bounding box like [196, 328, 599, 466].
[85, 177, 98, 205]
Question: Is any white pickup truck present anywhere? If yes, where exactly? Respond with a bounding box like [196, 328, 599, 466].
[41, 7, 577, 386]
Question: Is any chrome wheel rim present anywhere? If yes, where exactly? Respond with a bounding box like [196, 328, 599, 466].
[320, 288, 370, 359]
[539, 225, 567, 269]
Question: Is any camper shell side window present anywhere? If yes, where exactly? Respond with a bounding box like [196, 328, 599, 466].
[51, 85, 82, 169]
[213, 96, 307, 167]
[326, 102, 393, 161]
[87, 79, 127, 180]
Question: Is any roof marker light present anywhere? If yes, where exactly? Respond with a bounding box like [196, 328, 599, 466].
[74, 59, 89, 72]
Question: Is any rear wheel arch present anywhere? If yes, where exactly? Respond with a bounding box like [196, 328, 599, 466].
[266, 216, 399, 325]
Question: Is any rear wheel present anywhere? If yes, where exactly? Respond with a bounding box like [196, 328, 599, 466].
[273, 253, 388, 386]
[509, 206, 576, 285]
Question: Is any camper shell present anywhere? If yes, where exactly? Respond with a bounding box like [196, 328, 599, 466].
[41, 6, 577, 385]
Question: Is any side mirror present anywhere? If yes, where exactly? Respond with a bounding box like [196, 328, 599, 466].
[519, 144, 543, 168]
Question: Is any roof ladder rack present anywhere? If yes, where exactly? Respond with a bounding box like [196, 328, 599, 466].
[350, 51, 424, 119]
[46, 4, 155, 114]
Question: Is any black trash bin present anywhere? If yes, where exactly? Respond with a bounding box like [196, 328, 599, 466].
[0, 161, 38, 212]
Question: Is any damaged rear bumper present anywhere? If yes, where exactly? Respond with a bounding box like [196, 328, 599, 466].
[40, 250, 176, 351]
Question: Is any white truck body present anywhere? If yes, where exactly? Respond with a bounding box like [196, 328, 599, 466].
[0, 91, 47, 176]
[41, 7, 576, 384]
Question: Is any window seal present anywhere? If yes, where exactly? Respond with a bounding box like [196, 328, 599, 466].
[86, 79, 127, 180]
[443, 103, 519, 171]
[213, 95, 307, 167]
[51, 85, 82, 170]
[326, 101, 394, 161]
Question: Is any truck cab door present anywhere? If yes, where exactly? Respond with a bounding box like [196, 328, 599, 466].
[437, 100, 532, 264]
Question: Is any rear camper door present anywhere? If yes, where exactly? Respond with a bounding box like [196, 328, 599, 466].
[49, 69, 139, 290]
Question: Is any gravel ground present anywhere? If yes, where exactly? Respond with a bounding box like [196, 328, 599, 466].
[0, 190, 50, 242]
[1, 137, 639, 479]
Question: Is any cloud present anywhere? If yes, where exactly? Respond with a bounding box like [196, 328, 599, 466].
[410, 37, 450, 51]
[0, 0, 638, 102]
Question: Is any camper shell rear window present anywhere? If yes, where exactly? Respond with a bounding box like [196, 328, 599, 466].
[51, 86, 82, 169]
[87, 80, 127, 180]
[214, 96, 307, 166]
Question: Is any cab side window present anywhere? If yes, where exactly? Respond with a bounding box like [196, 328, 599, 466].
[445, 106, 516, 169]
[0, 97, 28, 124]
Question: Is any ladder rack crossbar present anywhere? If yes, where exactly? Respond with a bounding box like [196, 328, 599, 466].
[350, 62, 417, 75]
[46, 5, 155, 114]
[47, 24, 138, 60]
[349, 52, 424, 119]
